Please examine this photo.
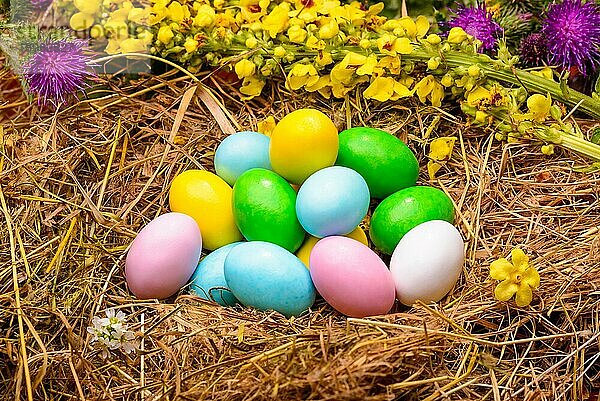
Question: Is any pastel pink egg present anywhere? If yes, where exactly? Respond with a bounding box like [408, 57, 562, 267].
[310, 236, 395, 317]
[125, 212, 202, 299]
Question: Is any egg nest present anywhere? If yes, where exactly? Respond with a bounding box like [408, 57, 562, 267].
[1, 65, 599, 401]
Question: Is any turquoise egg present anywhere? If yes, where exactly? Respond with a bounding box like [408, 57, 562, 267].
[189, 242, 242, 306]
[296, 166, 370, 237]
[215, 131, 271, 185]
[224, 241, 316, 317]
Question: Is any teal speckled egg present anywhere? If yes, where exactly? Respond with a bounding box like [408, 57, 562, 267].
[369, 186, 455, 254]
[224, 241, 316, 317]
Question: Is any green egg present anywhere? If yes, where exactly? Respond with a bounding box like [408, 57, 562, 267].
[233, 168, 305, 253]
[369, 186, 455, 254]
[336, 127, 419, 199]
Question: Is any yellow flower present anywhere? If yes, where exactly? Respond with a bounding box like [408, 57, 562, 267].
[167, 2, 190, 23]
[527, 93, 552, 122]
[273, 46, 286, 57]
[414, 76, 444, 106]
[73, 0, 101, 15]
[240, 76, 266, 98]
[138, 30, 154, 45]
[262, 3, 289, 38]
[105, 39, 123, 55]
[359, 38, 371, 49]
[393, 37, 413, 54]
[245, 37, 258, 48]
[375, 56, 400, 75]
[305, 75, 331, 92]
[426, 33, 441, 45]
[541, 144, 554, 155]
[257, 116, 276, 136]
[194, 4, 216, 27]
[128, 7, 149, 24]
[466, 86, 491, 108]
[287, 63, 319, 90]
[364, 76, 395, 101]
[377, 34, 396, 54]
[316, 51, 333, 66]
[235, 59, 256, 78]
[90, 24, 104, 38]
[356, 55, 377, 76]
[429, 136, 456, 161]
[447, 27, 468, 44]
[531, 67, 553, 80]
[119, 38, 148, 53]
[318, 17, 339, 39]
[69, 12, 95, 30]
[110, 2, 133, 22]
[490, 248, 540, 307]
[427, 57, 440, 70]
[184, 37, 199, 52]
[415, 15, 430, 38]
[287, 25, 307, 43]
[157, 25, 174, 44]
[305, 35, 326, 50]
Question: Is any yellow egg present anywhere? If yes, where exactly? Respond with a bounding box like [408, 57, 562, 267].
[269, 109, 339, 185]
[296, 226, 369, 268]
[169, 170, 243, 250]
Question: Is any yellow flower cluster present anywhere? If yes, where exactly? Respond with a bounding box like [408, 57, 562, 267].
[61, 0, 153, 55]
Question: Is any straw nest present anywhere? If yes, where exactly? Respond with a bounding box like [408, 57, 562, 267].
[1, 60, 599, 401]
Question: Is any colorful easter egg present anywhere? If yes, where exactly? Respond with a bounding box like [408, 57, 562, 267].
[189, 242, 242, 306]
[310, 236, 395, 317]
[125, 213, 202, 300]
[296, 166, 370, 237]
[232, 168, 305, 252]
[224, 241, 316, 317]
[390, 220, 464, 306]
[336, 127, 419, 198]
[296, 226, 369, 268]
[169, 170, 242, 250]
[214, 131, 271, 185]
[370, 186, 454, 254]
[269, 109, 339, 184]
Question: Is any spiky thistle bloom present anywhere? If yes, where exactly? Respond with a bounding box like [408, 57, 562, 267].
[519, 33, 548, 67]
[448, 4, 503, 51]
[541, 0, 600, 75]
[22, 39, 95, 104]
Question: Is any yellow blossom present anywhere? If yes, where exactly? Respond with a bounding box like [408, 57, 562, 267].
[167, 2, 190, 22]
[475, 110, 488, 123]
[214, 0, 225, 8]
[119, 38, 148, 53]
[466, 86, 490, 108]
[527, 93, 552, 122]
[447, 27, 468, 44]
[531, 67, 554, 81]
[287, 25, 307, 43]
[73, 0, 101, 15]
[110, 2, 133, 22]
[184, 37, 199, 52]
[356, 55, 377, 76]
[90, 24, 104, 38]
[157, 25, 174, 44]
[235, 59, 256, 78]
[316, 51, 333, 66]
[375, 56, 401, 75]
[240, 76, 266, 98]
[415, 15, 430, 38]
[69, 12, 95, 30]
[305, 35, 326, 50]
[441, 74, 453, 87]
[138, 30, 154, 44]
[287, 63, 319, 90]
[359, 38, 371, 49]
[490, 248, 540, 307]
[395, 17, 416, 38]
[262, 3, 289, 38]
[105, 39, 123, 55]
[393, 37, 413, 54]
[468, 65, 480, 77]
[377, 34, 396, 54]
[194, 4, 216, 27]
[541, 144, 554, 155]
[104, 20, 129, 39]
[318, 17, 339, 39]
[426, 33, 441, 45]
[245, 37, 258, 48]
[427, 57, 440, 70]
[128, 7, 149, 24]
[364, 76, 395, 101]
[414, 76, 444, 106]
[257, 116, 276, 136]
[273, 46, 286, 57]
[428, 136, 456, 178]
[305, 75, 331, 92]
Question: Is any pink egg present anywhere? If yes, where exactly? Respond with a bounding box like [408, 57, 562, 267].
[125, 212, 202, 299]
[310, 236, 395, 317]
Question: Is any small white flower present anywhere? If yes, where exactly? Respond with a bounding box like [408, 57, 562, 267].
[87, 309, 138, 359]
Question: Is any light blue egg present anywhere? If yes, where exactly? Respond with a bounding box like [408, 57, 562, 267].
[215, 131, 271, 185]
[189, 242, 242, 306]
[296, 166, 370, 238]
[224, 241, 315, 317]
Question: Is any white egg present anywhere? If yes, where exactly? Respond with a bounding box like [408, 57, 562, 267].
[390, 220, 464, 306]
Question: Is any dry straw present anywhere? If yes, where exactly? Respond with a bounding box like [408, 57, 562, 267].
[0, 56, 599, 400]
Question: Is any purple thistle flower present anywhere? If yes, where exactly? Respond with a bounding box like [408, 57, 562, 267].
[519, 33, 549, 67]
[541, 0, 600, 75]
[22, 39, 95, 104]
[448, 4, 503, 51]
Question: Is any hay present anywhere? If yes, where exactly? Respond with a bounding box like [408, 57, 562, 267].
[1, 60, 599, 401]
